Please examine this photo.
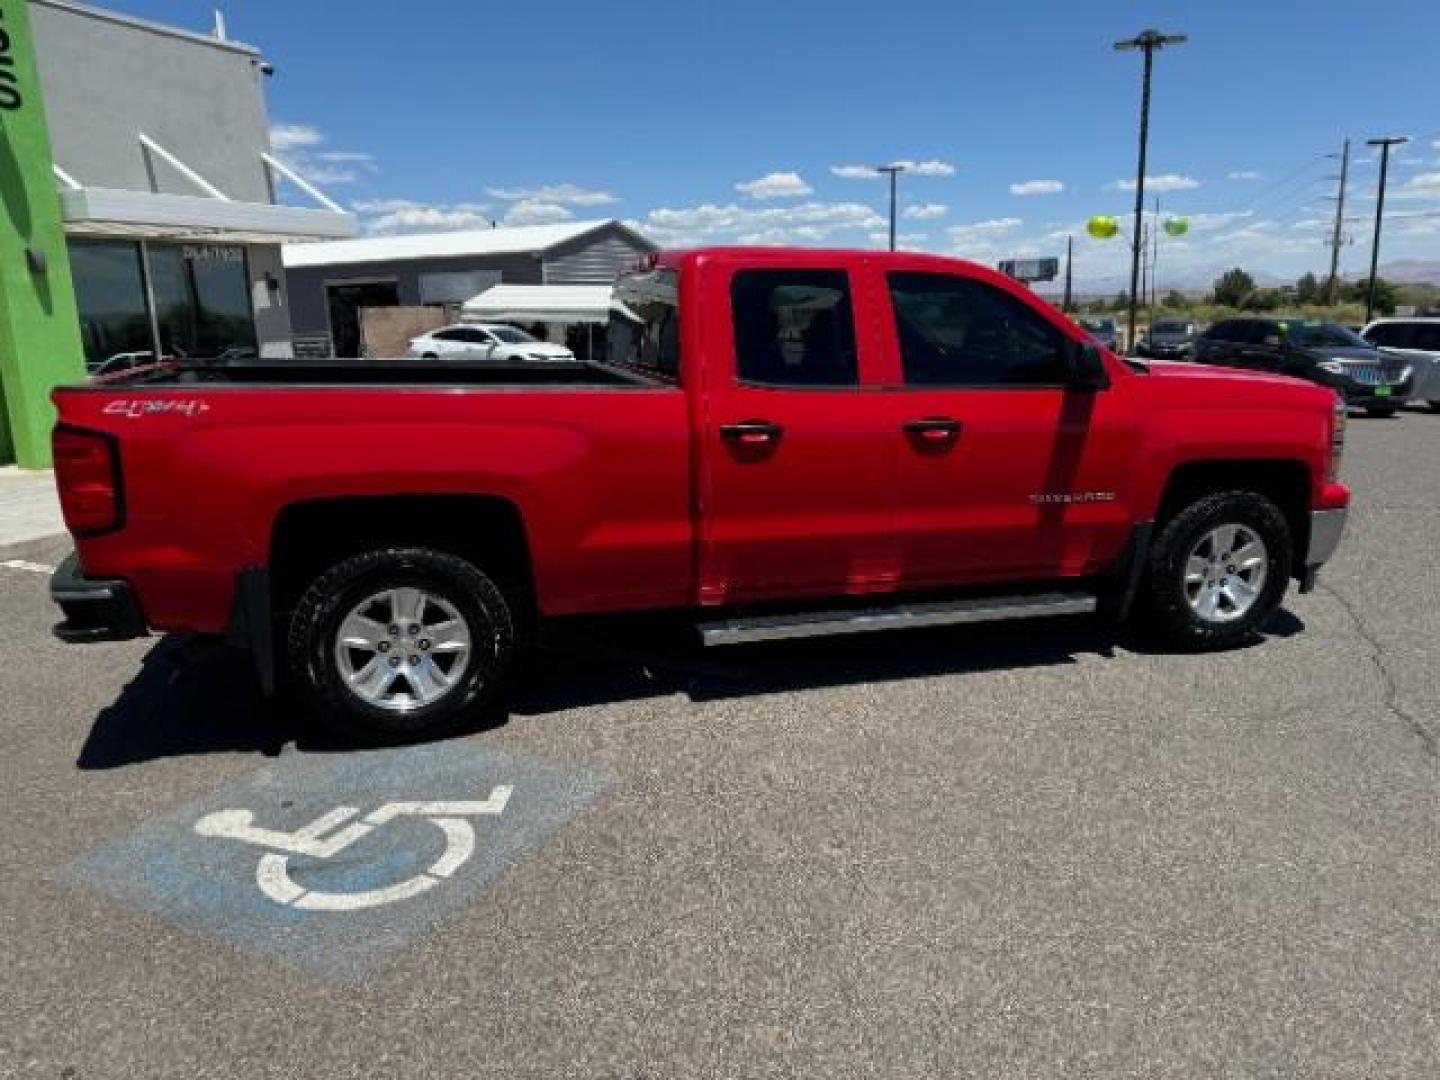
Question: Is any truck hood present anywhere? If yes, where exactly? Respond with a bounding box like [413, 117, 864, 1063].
[1140, 358, 1301, 390]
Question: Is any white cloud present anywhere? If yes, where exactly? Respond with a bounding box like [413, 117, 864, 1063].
[485, 183, 616, 206]
[268, 121, 374, 187]
[830, 164, 880, 180]
[1107, 173, 1200, 193]
[902, 159, 956, 177]
[950, 217, 1022, 237]
[830, 158, 955, 179]
[1389, 171, 1440, 200]
[353, 198, 493, 234]
[503, 200, 575, 226]
[1227, 170, 1263, 181]
[903, 202, 949, 220]
[630, 201, 886, 247]
[1183, 210, 1255, 232]
[1009, 179, 1064, 196]
[268, 123, 323, 153]
[734, 171, 814, 199]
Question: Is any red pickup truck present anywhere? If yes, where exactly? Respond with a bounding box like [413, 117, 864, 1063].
[49, 248, 1350, 741]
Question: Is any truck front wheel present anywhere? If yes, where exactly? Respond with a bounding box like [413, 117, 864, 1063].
[1140, 491, 1293, 651]
[287, 547, 514, 743]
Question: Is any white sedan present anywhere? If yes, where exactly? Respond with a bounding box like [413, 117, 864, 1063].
[407, 323, 575, 363]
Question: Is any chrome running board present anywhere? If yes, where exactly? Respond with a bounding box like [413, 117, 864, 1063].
[698, 592, 1098, 647]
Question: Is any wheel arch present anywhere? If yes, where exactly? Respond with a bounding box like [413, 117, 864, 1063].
[267, 493, 535, 620]
[1154, 459, 1311, 570]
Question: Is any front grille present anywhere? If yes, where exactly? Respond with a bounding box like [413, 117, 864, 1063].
[1342, 361, 1406, 385]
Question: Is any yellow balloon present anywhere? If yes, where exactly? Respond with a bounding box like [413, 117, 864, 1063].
[1087, 215, 1119, 240]
[1163, 217, 1189, 237]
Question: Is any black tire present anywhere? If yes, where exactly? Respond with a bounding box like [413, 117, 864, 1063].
[287, 547, 514, 743]
[421, 352, 440, 360]
[1426, 400, 1440, 413]
[1365, 405, 1398, 418]
[1139, 491, 1293, 651]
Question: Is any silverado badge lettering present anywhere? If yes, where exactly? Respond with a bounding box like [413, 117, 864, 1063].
[102, 399, 211, 419]
[1029, 491, 1117, 504]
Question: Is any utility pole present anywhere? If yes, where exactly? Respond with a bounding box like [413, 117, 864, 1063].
[1062, 235, 1073, 312]
[1364, 135, 1407, 322]
[1151, 195, 1161, 309]
[1114, 28, 1187, 354]
[1138, 217, 1149, 319]
[1324, 138, 1350, 304]
[875, 163, 907, 251]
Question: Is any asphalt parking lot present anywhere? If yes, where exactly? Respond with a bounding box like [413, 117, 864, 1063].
[3, 413, 1438, 1078]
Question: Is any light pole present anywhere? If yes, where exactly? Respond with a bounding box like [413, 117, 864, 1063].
[1114, 28, 1186, 353]
[875, 163, 907, 251]
[1364, 135, 1408, 322]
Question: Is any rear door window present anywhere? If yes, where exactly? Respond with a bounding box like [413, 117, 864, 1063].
[1412, 324, 1440, 351]
[1365, 323, 1413, 348]
[730, 269, 858, 387]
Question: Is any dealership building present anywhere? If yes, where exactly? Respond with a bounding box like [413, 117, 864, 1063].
[0, 0, 356, 467]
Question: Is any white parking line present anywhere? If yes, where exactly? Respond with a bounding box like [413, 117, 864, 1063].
[1, 559, 53, 574]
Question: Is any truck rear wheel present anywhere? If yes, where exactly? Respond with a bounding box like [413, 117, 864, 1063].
[287, 547, 514, 743]
[1140, 491, 1292, 651]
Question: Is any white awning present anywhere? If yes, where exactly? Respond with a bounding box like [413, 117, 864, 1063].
[461, 284, 633, 325]
[60, 187, 357, 244]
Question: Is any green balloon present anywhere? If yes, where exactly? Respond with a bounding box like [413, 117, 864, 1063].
[1163, 217, 1189, 237]
[1087, 215, 1119, 239]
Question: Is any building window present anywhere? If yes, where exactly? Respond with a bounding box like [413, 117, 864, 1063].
[68, 240, 153, 368]
[149, 244, 257, 359]
[68, 239, 259, 367]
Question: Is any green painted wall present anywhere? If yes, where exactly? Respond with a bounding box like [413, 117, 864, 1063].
[0, 0, 85, 468]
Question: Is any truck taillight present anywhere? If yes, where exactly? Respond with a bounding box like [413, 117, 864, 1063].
[1327, 397, 1346, 483]
[53, 426, 123, 536]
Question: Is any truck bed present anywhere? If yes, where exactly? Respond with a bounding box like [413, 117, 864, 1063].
[101, 357, 657, 388]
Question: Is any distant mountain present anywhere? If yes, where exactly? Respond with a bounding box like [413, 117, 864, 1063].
[1379, 260, 1440, 285]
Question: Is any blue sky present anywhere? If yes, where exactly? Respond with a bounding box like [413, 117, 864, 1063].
[114, 0, 1440, 289]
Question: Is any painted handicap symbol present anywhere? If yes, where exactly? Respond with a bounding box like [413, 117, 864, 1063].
[194, 786, 513, 912]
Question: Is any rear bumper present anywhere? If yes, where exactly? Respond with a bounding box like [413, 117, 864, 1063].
[50, 553, 148, 643]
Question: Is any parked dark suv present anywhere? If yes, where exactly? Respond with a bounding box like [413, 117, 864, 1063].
[1192, 317, 1413, 416]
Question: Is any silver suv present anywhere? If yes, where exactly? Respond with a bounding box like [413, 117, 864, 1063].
[1361, 318, 1440, 411]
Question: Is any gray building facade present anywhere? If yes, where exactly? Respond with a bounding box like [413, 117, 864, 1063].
[31, 0, 355, 366]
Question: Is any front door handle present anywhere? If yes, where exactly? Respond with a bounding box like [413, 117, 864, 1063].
[902, 416, 962, 445]
[719, 420, 784, 446]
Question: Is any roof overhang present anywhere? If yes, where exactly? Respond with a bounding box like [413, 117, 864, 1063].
[461, 284, 635, 325]
[60, 187, 358, 244]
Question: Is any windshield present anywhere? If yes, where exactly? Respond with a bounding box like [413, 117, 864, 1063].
[1151, 320, 1189, 334]
[1081, 319, 1114, 332]
[1282, 321, 1369, 349]
[488, 327, 537, 344]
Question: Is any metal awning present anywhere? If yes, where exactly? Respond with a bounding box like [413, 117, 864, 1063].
[53, 133, 357, 244]
[59, 187, 357, 243]
[461, 284, 635, 325]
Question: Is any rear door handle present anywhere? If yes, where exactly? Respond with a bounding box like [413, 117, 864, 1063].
[902, 416, 961, 444]
[719, 420, 784, 446]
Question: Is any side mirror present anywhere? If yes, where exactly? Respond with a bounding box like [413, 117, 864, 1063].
[1066, 339, 1110, 390]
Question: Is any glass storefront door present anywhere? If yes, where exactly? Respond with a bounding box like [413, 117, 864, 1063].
[67, 239, 259, 372]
